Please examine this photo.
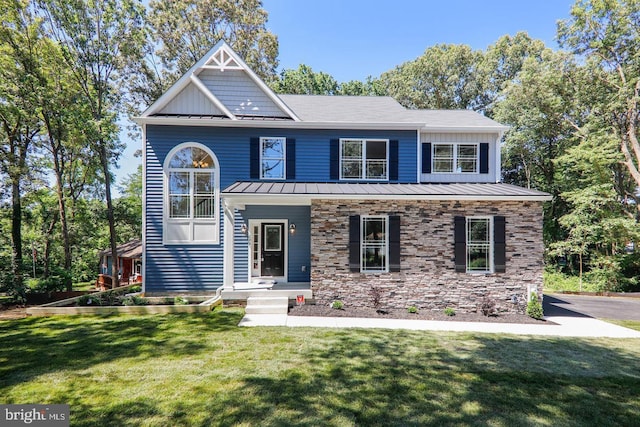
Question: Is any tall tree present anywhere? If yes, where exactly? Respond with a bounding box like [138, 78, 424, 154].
[558, 0, 640, 213]
[271, 64, 339, 95]
[147, 0, 278, 91]
[39, 0, 146, 287]
[0, 0, 42, 299]
[493, 50, 581, 243]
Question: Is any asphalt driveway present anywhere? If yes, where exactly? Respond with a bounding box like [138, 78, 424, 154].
[544, 293, 640, 321]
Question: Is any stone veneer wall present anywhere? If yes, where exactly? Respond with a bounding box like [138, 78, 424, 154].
[310, 199, 545, 314]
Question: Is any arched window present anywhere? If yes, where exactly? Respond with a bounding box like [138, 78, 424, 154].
[164, 143, 219, 244]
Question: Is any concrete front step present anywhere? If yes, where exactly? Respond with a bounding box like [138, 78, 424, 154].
[245, 296, 289, 315]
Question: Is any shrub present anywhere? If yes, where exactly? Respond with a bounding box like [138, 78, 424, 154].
[129, 285, 142, 293]
[444, 307, 456, 316]
[480, 297, 497, 317]
[407, 306, 418, 314]
[526, 292, 544, 320]
[330, 300, 343, 310]
[369, 286, 382, 308]
[121, 295, 149, 306]
[77, 295, 99, 306]
[174, 296, 189, 305]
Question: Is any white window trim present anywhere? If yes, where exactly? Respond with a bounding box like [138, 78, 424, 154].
[163, 142, 220, 245]
[466, 216, 493, 274]
[339, 138, 389, 181]
[432, 142, 480, 174]
[259, 137, 286, 180]
[360, 215, 389, 273]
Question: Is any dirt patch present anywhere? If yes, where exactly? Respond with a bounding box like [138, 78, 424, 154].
[289, 304, 550, 325]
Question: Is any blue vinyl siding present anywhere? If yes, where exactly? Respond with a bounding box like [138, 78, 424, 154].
[144, 125, 416, 292]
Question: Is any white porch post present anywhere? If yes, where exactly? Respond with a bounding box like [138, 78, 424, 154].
[223, 201, 235, 288]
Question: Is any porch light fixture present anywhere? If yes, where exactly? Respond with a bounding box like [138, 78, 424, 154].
[240, 223, 247, 234]
[289, 223, 296, 234]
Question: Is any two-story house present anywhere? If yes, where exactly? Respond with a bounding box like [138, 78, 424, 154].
[135, 41, 551, 313]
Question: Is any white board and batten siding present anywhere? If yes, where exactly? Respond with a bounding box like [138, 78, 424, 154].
[197, 69, 288, 117]
[420, 132, 500, 183]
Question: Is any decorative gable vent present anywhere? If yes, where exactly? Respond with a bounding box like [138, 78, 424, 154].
[202, 46, 243, 72]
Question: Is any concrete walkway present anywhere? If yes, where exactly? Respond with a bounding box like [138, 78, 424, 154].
[238, 313, 640, 338]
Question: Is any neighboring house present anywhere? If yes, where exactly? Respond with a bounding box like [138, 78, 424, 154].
[98, 239, 143, 289]
[135, 41, 551, 313]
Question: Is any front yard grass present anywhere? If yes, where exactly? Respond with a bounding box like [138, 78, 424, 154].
[1, 308, 640, 426]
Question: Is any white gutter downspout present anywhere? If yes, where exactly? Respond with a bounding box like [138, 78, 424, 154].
[221, 199, 235, 292]
[496, 131, 504, 183]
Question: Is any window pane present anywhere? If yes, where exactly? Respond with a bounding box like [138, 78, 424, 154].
[265, 225, 281, 251]
[457, 145, 477, 173]
[342, 160, 362, 178]
[468, 218, 490, 243]
[169, 172, 190, 194]
[434, 159, 454, 173]
[191, 147, 214, 168]
[434, 144, 453, 157]
[363, 247, 386, 270]
[195, 172, 215, 194]
[194, 196, 214, 218]
[261, 138, 284, 158]
[366, 160, 386, 179]
[170, 195, 189, 218]
[467, 245, 490, 271]
[262, 159, 285, 179]
[342, 140, 362, 158]
[363, 218, 385, 242]
[169, 147, 214, 169]
[366, 140, 387, 159]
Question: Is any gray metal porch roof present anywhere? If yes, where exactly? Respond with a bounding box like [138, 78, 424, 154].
[222, 181, 552, 201]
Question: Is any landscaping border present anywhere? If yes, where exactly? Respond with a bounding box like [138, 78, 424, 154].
[25, 285, 222, 316]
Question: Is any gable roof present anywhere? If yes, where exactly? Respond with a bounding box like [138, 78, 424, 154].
[141, 40, 299, 121]
[136, 42, 507, 132]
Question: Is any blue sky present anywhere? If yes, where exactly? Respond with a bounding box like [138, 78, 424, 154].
[117, 0, 576, 190]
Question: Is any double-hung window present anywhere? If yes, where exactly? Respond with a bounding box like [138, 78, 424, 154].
[433, 143, 478, 173]
[361, 216, 388, 272]
[165, 143, 219, 244]
[340, 139, 388, 180]
[260, 137, 286, 179]
[466, 217, 492, 273]
[454, 216, 505, 274]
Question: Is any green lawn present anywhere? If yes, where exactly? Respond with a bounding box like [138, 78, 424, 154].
[2, 309, 640, 426]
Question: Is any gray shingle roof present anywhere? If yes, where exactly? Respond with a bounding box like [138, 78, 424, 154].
[279, 95, 506, 130]
[222, 182, 551, 200]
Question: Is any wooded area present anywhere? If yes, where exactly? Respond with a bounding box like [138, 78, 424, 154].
[2, 0, 640, 301]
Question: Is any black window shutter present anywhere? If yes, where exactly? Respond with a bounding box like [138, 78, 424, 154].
[389, 215, 401, 272]
[422, 143, 432, 174]
[349, 215, 361, 272]
[389, 140, 399, 181]
[250, 137, 260, 179]
[494, 216, 506, 273]
[479, 143, 489, 174]
[286, 138, 296, 179]
[454, 216, 466, 273]
[330, 139, 339, 180]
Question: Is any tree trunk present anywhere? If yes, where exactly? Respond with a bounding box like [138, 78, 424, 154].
[52, 153, 73, 291]
[99, 140, 119, 288]
[10, 178, 24, 300]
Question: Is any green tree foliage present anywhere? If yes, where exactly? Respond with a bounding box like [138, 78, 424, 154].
[146, 0, 278, 97]
[558, 0, 640, 210]
[271, 64, 339, 95]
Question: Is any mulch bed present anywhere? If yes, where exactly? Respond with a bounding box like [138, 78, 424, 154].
[289, 304, 550, 325]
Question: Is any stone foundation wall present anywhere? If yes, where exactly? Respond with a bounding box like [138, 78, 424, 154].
[310, 199, 544, 314]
